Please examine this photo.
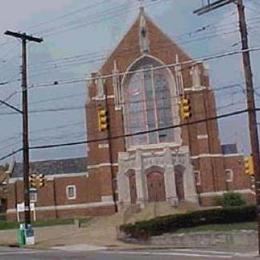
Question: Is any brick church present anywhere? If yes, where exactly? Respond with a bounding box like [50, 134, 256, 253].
[86, 7, 254, 212]
[4, 8, 254, 221]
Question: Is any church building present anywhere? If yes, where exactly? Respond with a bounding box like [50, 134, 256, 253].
[86, 7, 254, 213]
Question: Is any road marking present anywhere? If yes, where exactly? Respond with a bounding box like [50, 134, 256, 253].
[162, 248, 257, 258]
[106, 250, 233, 258]
[175, 249, 234, 255]
[0, 249, 52, 256]
[52, 244, 107, 251]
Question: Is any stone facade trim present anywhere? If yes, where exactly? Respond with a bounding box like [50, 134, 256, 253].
[127, 142, 181, 152]
[98, 143, 109, 149]
[191, 153, 243, 159]
[7, 201, 115, 213]
[9, 172, 88, 183]
[92, 95, 115, 101]
[199, 189, 255, 198]
[197, 135, 208, 140]
[184, 86, 207, 92]
[101, 195, 114, 202]
[87, 163, 118, 170]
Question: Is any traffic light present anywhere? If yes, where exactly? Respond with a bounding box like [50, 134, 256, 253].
[244, 156, 254, 176]
[98, 106, 108, 131]
[29, 174, 37, 188]
[38, 174, 45, 188]
[29, 173, 45, 189]
[179, 96, 191, 120]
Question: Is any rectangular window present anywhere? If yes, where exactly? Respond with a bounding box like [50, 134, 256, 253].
[225, 169, 233, 183]
[66, 185, 76, 200]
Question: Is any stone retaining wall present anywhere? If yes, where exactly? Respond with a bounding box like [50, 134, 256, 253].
[118, 230, 257, 250]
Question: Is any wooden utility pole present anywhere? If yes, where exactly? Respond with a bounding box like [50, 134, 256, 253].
[194, 0, 260, 255]
[104, 84, 118, 212]
[4, 31, 43, 228]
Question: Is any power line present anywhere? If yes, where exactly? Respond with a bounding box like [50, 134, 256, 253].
[35, 0, 163, 37]
[26, 0, 109, 32]
[0, 85, 247, 158]
[0, 83, 246, 116]
[0, 148, 23, 161]
[0, 107, 252, 162]
[29, 108, 250, 150]
[0, 4, 259, 74]
[21, 46, 260, 92]
[1, 12, 259, 85]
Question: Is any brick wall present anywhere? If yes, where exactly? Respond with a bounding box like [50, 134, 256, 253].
[85, 12, 253, 208]
[6, 174, 116, 221]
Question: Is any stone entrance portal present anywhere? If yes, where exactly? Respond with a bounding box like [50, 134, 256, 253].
[117, 146, 198, 209]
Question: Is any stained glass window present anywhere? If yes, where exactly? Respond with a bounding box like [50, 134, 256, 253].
[124, 56, 175, 147]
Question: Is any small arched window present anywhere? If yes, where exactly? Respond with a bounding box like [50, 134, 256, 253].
[123, 56, 176, 147]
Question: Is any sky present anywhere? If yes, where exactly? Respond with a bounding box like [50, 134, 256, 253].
[0, 0, 259, 164]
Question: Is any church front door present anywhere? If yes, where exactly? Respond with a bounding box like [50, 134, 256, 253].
[147, 171, 166, 202]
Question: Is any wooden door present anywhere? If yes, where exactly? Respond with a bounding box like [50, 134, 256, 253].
[175, 171, 185, 201]
[147, 172, 166, 202]
[129, 173, 137, 204]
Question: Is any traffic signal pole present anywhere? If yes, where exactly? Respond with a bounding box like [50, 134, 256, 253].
[194, 0, 260, 255]
[4, 31, 43, 228]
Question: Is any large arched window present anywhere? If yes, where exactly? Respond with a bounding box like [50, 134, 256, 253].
[123, 56, 176, 147]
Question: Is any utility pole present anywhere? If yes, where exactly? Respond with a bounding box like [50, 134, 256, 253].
[4, 31, 43, 228]
[194, 0, 260, 255]
[104, 84, 118, 212]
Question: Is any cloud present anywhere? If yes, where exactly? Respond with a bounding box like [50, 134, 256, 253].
[0, 0, 74, 35]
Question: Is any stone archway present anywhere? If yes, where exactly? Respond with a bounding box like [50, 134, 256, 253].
[174, 165, 185, 201]
[146, 167, 166, 202]
[127, 170, 137, 204]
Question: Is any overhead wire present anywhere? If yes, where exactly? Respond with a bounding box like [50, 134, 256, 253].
[0, 106, 252, 162]
[21, 46, 260, 92]
[0, 46, 258, 116]
[0, 2, 260, 160]
[0, 82, 247, 155]
[1, 11, 259, 86]
[1, 3, 259, 80]
[0, 94, 250, 158]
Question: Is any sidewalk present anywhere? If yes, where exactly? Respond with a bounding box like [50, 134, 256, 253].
[0, 209, 257, 254]
[0, 202, 194, 248]
[0, 214, 133, 249]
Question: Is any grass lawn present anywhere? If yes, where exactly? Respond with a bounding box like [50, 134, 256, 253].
[175, 222, 257, 233]
[0, 218, 90, 230]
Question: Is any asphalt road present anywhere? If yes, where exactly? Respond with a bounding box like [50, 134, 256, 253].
[0, 246, 256, 259]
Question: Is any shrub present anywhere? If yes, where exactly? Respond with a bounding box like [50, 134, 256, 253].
[216, 192, 246, 208]
[120, 205, 256, 239]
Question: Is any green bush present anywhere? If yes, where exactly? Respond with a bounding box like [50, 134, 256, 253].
[120, 205, 256, 239]
[216, 192, 246, 208]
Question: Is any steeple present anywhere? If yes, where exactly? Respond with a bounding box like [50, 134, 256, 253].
[139, 5, 150, 54]
[138, 0, 144, 10]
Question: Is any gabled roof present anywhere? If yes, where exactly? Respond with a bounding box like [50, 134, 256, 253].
[100, 7, 192, 75]
[11, 157, 87, 178]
